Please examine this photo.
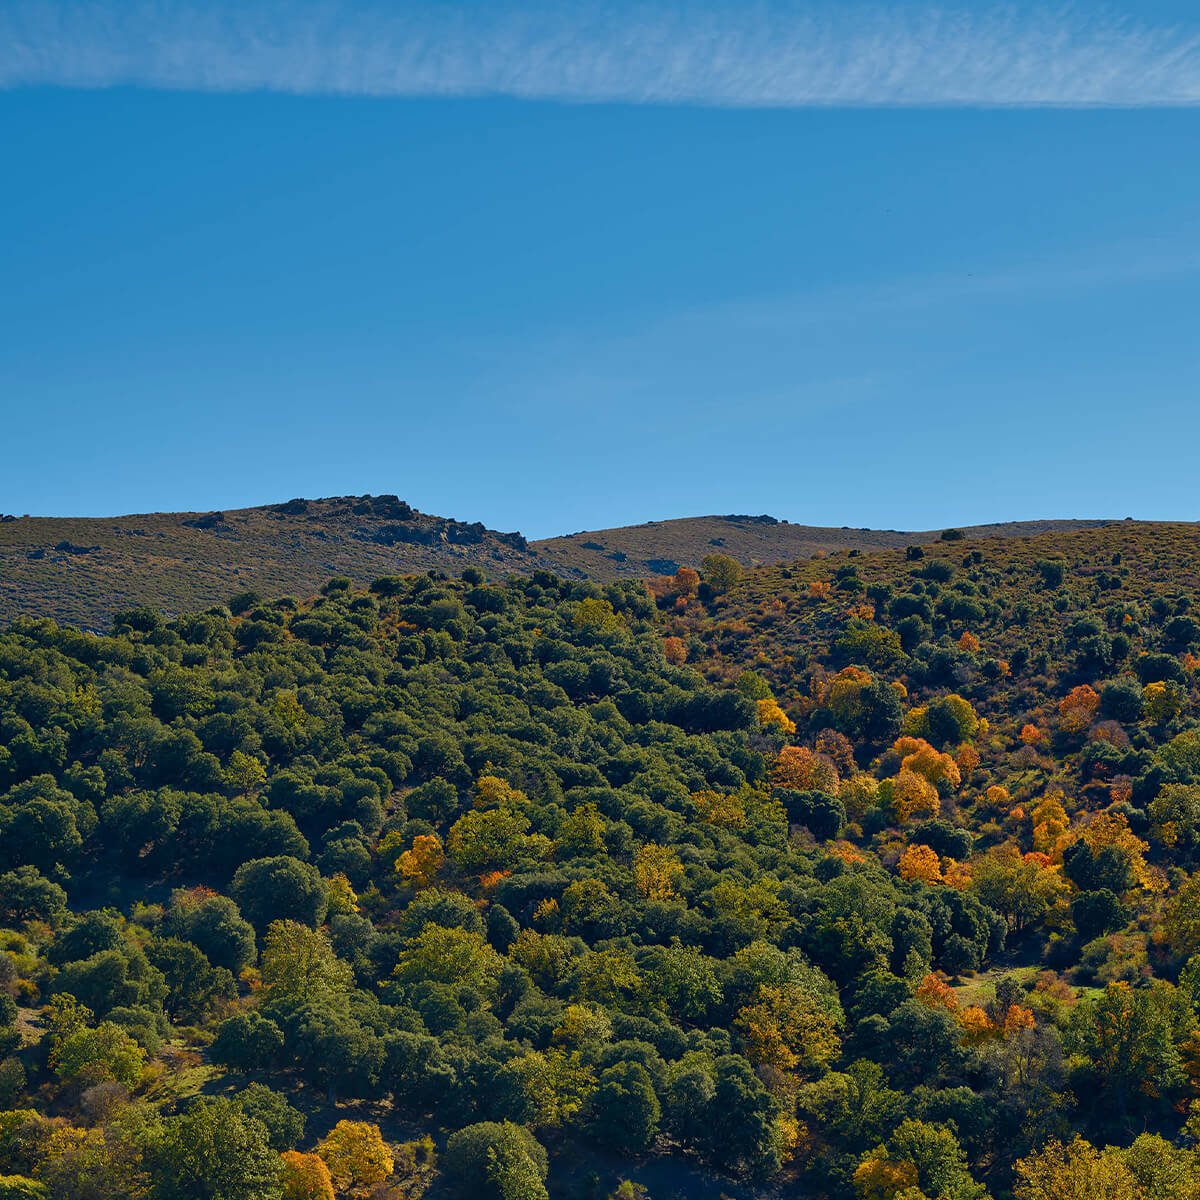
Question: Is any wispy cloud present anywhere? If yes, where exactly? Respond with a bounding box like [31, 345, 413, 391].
[3, 1, 1200, 107]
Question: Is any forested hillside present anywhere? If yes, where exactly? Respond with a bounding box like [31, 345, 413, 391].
[3, 526, 1200, 1198]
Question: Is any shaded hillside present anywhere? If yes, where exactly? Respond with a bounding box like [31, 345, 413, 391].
[0, 495, 555, 630]
[533, 515, 1122, 579]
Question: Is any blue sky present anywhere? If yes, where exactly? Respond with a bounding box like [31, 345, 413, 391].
[2, 2, 1200, 537]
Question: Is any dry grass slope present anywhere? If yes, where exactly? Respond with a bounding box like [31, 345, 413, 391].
[532, 515, 1125, 579]
[0, 494, 1159, 631]
[0, 495, 557, 630]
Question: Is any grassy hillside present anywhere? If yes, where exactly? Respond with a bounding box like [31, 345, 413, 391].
[5, 521, 1200, 1197]
[0, 494, 1130, 631]
[0, 495, 554, 630]
[533, 515, 1121, 579]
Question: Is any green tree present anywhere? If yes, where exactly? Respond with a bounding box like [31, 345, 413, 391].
[210, 1012, 284, 1072]
[230, 857, 326, 932]
[1069, 981, 1193, 1120]
[0, 1179, 47, 1200]
[145, 938, 235, 1022]
[443, 1122, 549, 1200]
[259, 921, 352, 1001]
[885, 1118, 986, 1200]
[586, 1062, 661, 1151]
[164, 893, 256, 974]
[1164, 873, 1200, 958]
[700, 554, 743, 595]
[150, 1097, 283, 1200]
[705, 1056, 781, 1178]
[233, 1083, 305, 1152]
[51, 1021, 146, 1089]
[0, 867, 67, 925]
[393, 926, 505, 998]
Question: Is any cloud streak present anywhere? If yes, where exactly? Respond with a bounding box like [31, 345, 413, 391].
[4, 1, 1200, 107]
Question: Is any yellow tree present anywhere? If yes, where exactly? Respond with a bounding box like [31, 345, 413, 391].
[632, 844, 683, 901]
[825, 666, 875, 728]
[734, 982, 841, 1082]
[395, 833, 444, 889]
[1003, 1004, 1036, 1035]
[1073, 810, 1157, 893]
[1143, 681, 1186, 724]
[771, 746, 841, 795]
[757, 697, 796, 734]
[895, 738, 961, 789]
[886, 770, 940, 825]
[942, 860, 972, 889]
[853, 1156, 921, 1199]
[474, 774, 528, 809]
[326, 873, 359, 916]
[959, 1007, 997, 1044]
[898, 844, 943, 885]
[316, 1121, 394, 1197]
[1013, 1137, 1144, 1200]
[281, 1151, 336, 1200]
[692, 789, 747, 830]
[1031, 794, 1070, 859]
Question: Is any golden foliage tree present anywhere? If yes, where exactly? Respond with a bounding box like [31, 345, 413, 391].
[915, 974, 959, 1014]
[734, 982, 841, 1081]
[757, 697, 796, 735]
[316, 1121, 394, 1197]
[1013, 1137, 1144, 1200]
[886, 770, 940, 825]
[281, 1151, 336, 1200]
[894, 738, 961, 789]
[1143, 681, 1186, 724]
[692, 789, 748, 830]
[898, 843, 944, 885]
[632, 843, 684, 901]
[1031, 793, 1071, 859]
[772, 746, 840, 795]
[853, 1155, 921, 1199]
[395, 833, 444, 889]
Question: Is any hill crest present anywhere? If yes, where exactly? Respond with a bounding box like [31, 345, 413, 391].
[0, 495, 1149, 630]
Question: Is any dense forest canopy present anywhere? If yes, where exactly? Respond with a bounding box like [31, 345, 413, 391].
[2, 527, 1200, 1198]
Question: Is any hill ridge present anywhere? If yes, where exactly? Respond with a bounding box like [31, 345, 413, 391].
[0, 493, 1172, 630]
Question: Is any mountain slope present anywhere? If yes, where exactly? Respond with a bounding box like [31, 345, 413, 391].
[6, 521, 1200, 1196]
[0, 494, 1143, 630]
[0, 495, 552, 630]
[533, 514, 1122, 579]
